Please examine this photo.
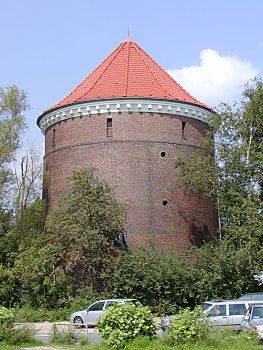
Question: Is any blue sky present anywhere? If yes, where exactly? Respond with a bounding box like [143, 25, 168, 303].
[1, 0, 262, 149]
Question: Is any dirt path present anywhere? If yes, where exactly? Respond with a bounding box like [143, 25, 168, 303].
[21, 348, 63, 350]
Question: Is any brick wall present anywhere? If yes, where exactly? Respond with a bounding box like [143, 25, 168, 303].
[43, 111, 218, 253]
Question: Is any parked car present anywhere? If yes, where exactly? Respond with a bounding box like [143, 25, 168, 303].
[161, 299, 263, 331]
[238, 292, 263, 300]
[241, 303, 263, 341]
[70, 298, 141, 327]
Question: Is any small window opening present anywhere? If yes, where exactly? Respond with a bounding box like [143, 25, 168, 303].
[161, 151, 166, 157]
[52, 128, 56, 147]
[107, 118, 112, 137]
[163, 200, 168, 206]
[182, 121, 187, 140]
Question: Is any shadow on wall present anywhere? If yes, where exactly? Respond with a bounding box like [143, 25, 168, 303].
[177, 206, 218, 248]
[189, 218, 217, 247]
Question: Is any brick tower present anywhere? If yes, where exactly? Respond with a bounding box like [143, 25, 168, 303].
[37, 37, 218, 252]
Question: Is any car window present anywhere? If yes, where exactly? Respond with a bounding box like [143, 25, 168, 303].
[209, 305, 226, 317]
[252, 307, 263, 319]
[201, 303, 212, 312]
[127, 299, 141, 306]
[89, 301, 105, 311]
[105, 301, 118, 308]
[229, 304, 247, 315]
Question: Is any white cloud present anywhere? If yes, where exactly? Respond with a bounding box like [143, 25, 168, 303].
[167, 49, 259, 107]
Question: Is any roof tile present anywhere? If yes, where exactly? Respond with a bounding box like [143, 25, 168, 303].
[47, 38, 206, 110]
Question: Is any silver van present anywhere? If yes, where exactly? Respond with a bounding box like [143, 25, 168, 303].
[202, 299, 263, 330]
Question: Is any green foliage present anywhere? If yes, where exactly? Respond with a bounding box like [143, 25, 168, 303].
[45, 168, 126, 295]
[14, 240, 73, 308]
[0, 307, 14, 327]
[13, 305, 70, 322]
[105, 250, 191, 314]
[0, 265, 18, 307]
[67, 285, 108, 314]
[188, 241, 261, 302]
[174, 79, 263, 298]
[166, 306, 209, 345]
[175, 78, 263, 251]
[0, 85, 28, 209]
[50, 325, 76, 345]
[0, 200, 48, 308]
[2, 325, 35, 345]
[97, 302, 156, 348]
[105, 244, 262, 314]
[14, 198, 45, 249]
[0, 307, 14, 342]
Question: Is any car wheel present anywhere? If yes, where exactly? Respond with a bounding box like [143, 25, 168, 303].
[73, 316, 84, 326]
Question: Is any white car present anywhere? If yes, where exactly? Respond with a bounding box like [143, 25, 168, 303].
[70, 298, 140, 327]
[241, 304, 263, 341]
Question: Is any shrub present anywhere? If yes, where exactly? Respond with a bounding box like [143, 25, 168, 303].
[167, 306, 209, 345]
[97, 302, 156, 348]
[13, 305, 69, 322]
[0, 307, 35, 344]
[5, 325, 36, 345]
[50, 326, 76, 345]
[0, 307, 14, 327]
[0, 307, 14, 342]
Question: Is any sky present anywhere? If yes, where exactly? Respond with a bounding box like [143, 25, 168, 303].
[1, 0, 263, 151]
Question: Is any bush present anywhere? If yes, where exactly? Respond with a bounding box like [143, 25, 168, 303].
[0, 307, 14, 342]
[97, 303, 156, 348]
[13, 305, 69, 322]
[0, 307, 14, 327]
[0, 307, 35, 344]
[5, 326, 36, 345]
[50, 326, 76, 345]
[166, 306, 209, 345]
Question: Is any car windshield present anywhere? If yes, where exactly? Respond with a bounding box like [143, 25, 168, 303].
[201, 303, 212, 311]
[252, 306, 263, 319]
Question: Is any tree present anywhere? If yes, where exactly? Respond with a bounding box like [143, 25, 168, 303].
[13, 146, 43, 220]
[0, 85, 29, 209]
[42, 168, 126, 297]
[175, 78, 263, 250]
[105, 249, 191, 314]
[0, 84, 30, 269]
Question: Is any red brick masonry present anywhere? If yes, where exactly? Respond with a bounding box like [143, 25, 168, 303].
[43, 111, 218, 253]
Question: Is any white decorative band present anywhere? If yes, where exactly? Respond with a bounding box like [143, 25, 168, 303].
[38, 98, 211, 133]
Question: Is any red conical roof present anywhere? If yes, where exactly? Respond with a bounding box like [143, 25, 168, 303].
[48, 37, 206, 110]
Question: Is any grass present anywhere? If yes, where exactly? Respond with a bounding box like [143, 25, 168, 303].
[0, 328, 262, 350]
[1, 336, 261, 350]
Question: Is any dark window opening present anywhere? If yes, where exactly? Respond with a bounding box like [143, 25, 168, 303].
[163, 200, 168, 206]
[182, 121, 187, 140]
[107, 118, 112, 136]
[161, 151, 166, 157]
[52, 128, 56, 147]
[89, 301, 105, 312]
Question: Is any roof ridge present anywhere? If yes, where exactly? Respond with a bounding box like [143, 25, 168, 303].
[49, 42, 123, 109]
[75, 43, 124, 102]
[134, 41, 204, 105]
[124, 40, 131, 96]
[132, 41, 174, 99]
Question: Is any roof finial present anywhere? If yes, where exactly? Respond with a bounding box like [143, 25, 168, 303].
[125, 28, 132, 42]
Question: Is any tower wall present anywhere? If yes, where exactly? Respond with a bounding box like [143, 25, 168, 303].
[44, 110, 218, 252]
